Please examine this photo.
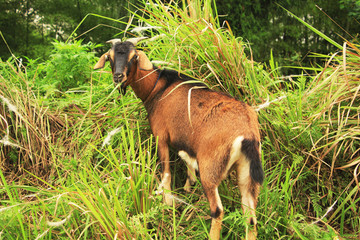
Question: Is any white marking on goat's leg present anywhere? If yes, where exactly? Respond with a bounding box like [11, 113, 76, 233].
[200, 169, 223, 240]
[178, 151, 198, 171]
[157, 172, 174, 205]
[183, 168, 196, 192]
[162, 173, 173, 206]
[207, 187, 223, 240]
[237, 161, 260, 240]
[222, 136, 244, 179]
[158, 141, 173, 206]
[156, 172, 169, 194]
[178, 151, 198, 192]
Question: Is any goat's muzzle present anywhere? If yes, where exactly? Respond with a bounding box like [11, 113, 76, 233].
[113, 74, 127, 95]
[113, 73, 124, 84]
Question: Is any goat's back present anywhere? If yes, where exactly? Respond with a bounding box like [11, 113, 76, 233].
[147, 76, 260, 158]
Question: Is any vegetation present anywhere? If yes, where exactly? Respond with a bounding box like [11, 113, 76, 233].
[1, 0, 359, 68]
[216, 0, 360, 67]
[1, 0, 359, 239]
[0, 0, 136, 59]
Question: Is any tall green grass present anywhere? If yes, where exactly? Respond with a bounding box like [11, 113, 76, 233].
[132, 0, 359, 238]
[0, 55, 160, 238]
[0, 0, 359, 239]
[135, 0, 282, 105]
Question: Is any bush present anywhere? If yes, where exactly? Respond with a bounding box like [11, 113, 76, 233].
[39, 40, 99, 93]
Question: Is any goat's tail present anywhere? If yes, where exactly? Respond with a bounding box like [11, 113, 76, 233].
[241, 139, 264, 184]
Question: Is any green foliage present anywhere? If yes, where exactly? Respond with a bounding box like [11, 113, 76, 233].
[0, 1, 359, 239]
[0, 123, 160, 239]
[0, 0, 138, 60]
[340, 0, 360, 18]
[40, 40, 99, 92]
[216, 0, 359, 72]
[133, 0, 279, 105]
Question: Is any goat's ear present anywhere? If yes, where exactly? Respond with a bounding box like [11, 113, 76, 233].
[93, 53, 108, 70]
[137, 51, 153, 70]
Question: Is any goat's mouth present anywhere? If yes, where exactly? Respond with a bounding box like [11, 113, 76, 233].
[113, 77, 128, 95]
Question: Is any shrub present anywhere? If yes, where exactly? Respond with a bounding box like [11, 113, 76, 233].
[40, 40, 99, 94]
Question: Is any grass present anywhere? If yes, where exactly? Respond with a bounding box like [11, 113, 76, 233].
[1, 0, 359, 239]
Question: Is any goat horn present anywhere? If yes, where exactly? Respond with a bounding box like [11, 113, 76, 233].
[126, 37, 148, 46]
[106, 39, 122, 46]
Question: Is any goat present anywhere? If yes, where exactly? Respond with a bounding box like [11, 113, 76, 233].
[94, 37, 264, 240]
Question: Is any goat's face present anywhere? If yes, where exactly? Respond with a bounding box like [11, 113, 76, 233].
[111, 41, 136, 84]
[94, 38, 146, 94]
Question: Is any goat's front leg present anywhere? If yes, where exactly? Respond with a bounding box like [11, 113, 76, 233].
[178, 150, 198, 192]
[157, 140, 173, 205]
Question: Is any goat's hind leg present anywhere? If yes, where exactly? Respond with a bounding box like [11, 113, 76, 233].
[198, 161, 224, 240]
[237, 160, 260, 240]
[202, 182, 223, 240]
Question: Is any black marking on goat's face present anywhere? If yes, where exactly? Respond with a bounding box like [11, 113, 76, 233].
[108, 41, 137, 94]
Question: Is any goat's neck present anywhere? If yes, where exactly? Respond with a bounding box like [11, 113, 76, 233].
[129, 68, 160, 102]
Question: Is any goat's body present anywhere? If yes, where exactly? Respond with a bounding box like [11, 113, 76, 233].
[143, 69, 262, 239]
[146, 70, 260, 181]
[95, 42, 263, 240]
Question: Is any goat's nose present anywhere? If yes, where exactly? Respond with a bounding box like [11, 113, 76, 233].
[114, 73, 124, 83]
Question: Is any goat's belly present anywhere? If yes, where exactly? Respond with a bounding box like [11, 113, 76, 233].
[170, 136, 197, 158]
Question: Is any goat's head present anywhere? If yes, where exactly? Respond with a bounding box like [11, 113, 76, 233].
[94, 37, 148, 94]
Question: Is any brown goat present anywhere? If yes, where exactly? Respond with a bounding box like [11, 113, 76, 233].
[94, 38, 264, 240]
